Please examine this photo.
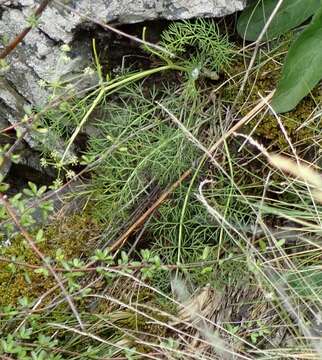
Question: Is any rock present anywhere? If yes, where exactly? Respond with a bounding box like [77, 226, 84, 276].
[67, 0, 247, 23]
[0, 0, 246, 178]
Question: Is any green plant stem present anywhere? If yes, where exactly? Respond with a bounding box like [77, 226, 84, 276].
[175, 98, 204, 273]
[61, 63, 186, 163]
[176, 158, 205, 275]
[217, 140, 234, 260]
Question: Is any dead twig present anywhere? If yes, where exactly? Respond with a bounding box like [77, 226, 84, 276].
[110, 169, 192, 253]
[0, 0, 52, 59]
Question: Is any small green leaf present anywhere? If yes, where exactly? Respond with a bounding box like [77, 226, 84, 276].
[28, 182, 37, 194]
[272, 8, 322, 113]
[201, 266, 213, 275]
[23, 104, 32, 115]
[35, 127, 48, 134]
[201, 245, 210, 260]
[34, 267, 49, 277]
[250, 332, 258, 344]
[18, 325, 32, 339]
[0, 183, 9, 192]
[259, 239, 267, 252]
[237, 0, 321, 41]
[35, 229, 45, 243]
[37, 185, 47, 196]
[18, 296, 30, 308]
[276, 238, 285, 247]
[23, 188, 34, 197]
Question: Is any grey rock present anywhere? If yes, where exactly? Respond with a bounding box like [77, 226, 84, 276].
[63, 0, 246, 24]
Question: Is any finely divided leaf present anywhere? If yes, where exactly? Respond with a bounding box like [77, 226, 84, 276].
[237, 0, 320, 41]
[272, 9, 322, 113]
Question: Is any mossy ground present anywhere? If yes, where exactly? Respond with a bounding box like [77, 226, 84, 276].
[0, 214, 101, 306]
[223, 43, 322, 152]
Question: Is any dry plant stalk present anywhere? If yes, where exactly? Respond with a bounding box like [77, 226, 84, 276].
[269, 154, 322, 203]
[110, 169, 192, 252]
[0, 0, 52, 59]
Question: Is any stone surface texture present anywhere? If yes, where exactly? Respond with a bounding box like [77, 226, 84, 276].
[0, 0, 246, 173]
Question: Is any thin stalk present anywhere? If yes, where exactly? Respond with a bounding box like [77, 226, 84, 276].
[175, 97, 203, 273]
[176, 158, 205, 276]
[217, 140, 234, 260]
[61, 64, 185, 163]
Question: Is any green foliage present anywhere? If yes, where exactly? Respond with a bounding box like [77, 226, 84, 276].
[271, 8, 322, 112]
[81, 78, 231, 291]
[237, 0, 320, 41]
[286, 268, 322, 299]
[149, 186, 218, 264]
[26, 14, 40, 28]
[237, 0, 322, 113]
[0, 59, 10, 74]
[160, 18, 234, 72]
[85, 84, 202, 224]
[4, 183, 53, 237]
[3, 14, 322, 359]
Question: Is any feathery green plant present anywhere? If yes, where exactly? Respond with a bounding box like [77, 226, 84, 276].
[85, 84, 203, 225]
[160, 18, 234, 72]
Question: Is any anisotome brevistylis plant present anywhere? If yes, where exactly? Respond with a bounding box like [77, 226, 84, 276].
[37, 18, 236, 283]
[38, 19, 235, 184]
[2, 11, 322, 359]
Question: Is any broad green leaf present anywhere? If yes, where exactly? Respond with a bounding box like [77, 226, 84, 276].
[237, 0, 321, 41]
[272, 8, 322, 113]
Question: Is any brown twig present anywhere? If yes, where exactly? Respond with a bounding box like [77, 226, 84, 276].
[0, 355, 15, 360]
[109, 169, 192, 253]
[0, 193, 84, 330]
[0, 0, 52, 59]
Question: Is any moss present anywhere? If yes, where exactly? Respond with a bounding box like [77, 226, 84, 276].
[0, 214, 101, 307]
[223, 47, 322, 152]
